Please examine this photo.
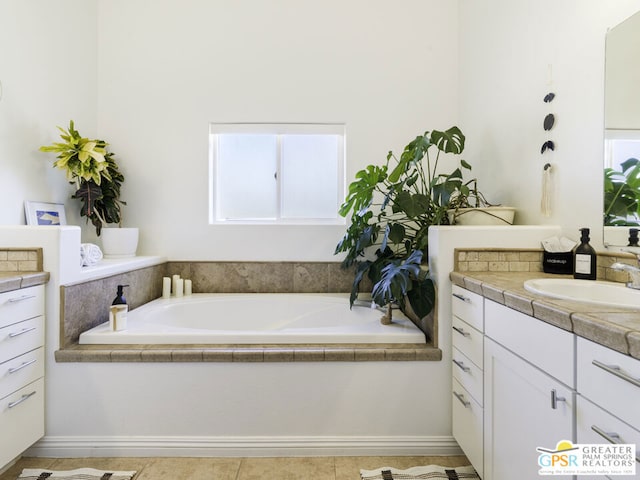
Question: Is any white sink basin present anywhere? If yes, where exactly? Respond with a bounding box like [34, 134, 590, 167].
[523, 278, 640, 309]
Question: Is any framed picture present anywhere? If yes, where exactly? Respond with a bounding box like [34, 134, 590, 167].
[24, 201, 67, 226]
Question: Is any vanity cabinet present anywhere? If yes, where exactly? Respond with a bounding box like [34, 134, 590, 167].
[451, 285, 484, 477]
[483, 300, 575, 480]
[0, 285, 46, 469]
[576, 337, 640, 480]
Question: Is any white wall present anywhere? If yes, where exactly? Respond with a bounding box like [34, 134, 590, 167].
[0, 0, 98, 227]
[5, 1, 639, 256]
[95, 0, 459, 260]
[458, 0, 640, 249]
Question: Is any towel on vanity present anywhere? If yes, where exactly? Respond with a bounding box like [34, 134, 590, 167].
[80, 243, 103, 267]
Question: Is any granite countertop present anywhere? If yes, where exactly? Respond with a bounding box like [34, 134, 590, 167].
[449, 270, 640, 360]
[0, 271, 50, 293]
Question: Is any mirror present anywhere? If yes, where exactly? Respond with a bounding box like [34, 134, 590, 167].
[603, 10, 640, 246]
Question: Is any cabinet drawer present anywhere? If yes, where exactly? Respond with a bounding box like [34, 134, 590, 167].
[0, 317, 45, 365]
[0, 285, 44, 329]
[452, 316, 483, 368]
[0, 348, 44, 400]
[485, 300, 574, 387]
[452, 285, 484, 332]
[576, 396, 639, 479]
[0, 378, 45, 469]
[452, 347, 483, 405]
[452, 378, 483, 478]
[577, 337, 640, 430]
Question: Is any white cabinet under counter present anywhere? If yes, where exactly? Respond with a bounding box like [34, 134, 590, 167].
[451, 285, 484, 477]
[0, 285, 46, 469]
[576, 337, 640, 479]
[484, 300, 575, 480]
[451, 271, 640, 479]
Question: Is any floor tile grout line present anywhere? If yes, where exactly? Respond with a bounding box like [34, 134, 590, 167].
[234, 457, 244, 480]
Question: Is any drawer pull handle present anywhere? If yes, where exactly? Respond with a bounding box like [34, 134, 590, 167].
[8, 327, 37, 338]
[592, 360, 640, 388]
[452, 293, 471, 303]
[7, 294, 36, 303]
[8, 358, 37, 374]
[453, 391, 471, 408]
[7, 391, 37, 409]
[550, 389, 566, 409]
[591, 425, 640, 463]
[452, 326, 471, 337]
[453, 359, 471, 373]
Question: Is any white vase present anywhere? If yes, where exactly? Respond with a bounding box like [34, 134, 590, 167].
[101, 227, 139, 258]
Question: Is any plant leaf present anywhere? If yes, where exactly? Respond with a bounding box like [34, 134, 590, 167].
[430, 126, 465, 154]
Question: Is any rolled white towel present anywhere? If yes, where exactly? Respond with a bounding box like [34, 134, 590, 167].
[80, 243, 104, 267]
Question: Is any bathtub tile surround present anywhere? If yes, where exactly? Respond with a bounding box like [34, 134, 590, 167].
[55, 344, 441, 363]
[58, 261, 439, 363]
[60, 261, 369, 348]
[61, 264, 166, 346]
[165, 261, 365, 294]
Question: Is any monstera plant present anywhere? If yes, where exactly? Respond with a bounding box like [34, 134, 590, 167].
[335, 126, 476, 322]
[604, 157, 640, 226]
[40, 121, 126, 235]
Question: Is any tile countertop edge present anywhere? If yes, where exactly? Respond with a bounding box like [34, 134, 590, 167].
[450, 271, 640, 360]
[0, 271, 50, 293]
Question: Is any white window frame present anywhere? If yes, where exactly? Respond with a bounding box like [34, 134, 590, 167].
[209, 123, 346, 225]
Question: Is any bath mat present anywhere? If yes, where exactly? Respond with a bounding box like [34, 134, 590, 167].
[18, 468, 136, 480]
[360, 464, 479, 480]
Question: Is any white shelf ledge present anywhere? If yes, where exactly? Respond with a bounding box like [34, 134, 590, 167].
[65, 255, 166, 285]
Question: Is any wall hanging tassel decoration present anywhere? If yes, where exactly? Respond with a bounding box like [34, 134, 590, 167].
[540, 92, 555, 215]
[541, 163, 552, 216]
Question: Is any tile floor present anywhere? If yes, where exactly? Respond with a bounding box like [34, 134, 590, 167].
[0, 455, 470, 480]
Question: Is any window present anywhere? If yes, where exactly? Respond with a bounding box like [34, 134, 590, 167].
[209, 123, 345, 224]
[604, 129, 640, 171]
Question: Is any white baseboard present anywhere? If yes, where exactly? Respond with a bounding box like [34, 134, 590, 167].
[27, 435, 462, 458]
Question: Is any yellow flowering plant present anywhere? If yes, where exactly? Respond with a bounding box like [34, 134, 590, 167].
[40, 121, 126, 235]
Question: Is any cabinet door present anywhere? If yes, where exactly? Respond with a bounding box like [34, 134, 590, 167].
[577, 337, 640, 430]
[484, 338, 574, 480]
[0, 285, 44, 329]
[576, 396, 639, 480]
[0, 378, 45, 468]
[452, 378, 483, 478]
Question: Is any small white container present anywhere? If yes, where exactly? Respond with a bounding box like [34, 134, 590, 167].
[109, 304, 128, 331]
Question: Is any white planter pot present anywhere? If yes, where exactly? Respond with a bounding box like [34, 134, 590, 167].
[447, 207, 516, 226]
[101, 227, 139, 258]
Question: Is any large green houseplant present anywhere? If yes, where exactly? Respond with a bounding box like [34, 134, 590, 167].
[40, 120, 126, 236]
[335, 126, 476, 322]
[604, 157, 640, 226]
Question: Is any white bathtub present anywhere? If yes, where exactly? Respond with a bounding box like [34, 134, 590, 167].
[78, 293, 426, 345]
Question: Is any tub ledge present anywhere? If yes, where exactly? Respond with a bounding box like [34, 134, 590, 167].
[54, 344, 442, 363]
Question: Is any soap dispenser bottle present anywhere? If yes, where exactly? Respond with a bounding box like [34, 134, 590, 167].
[109, 284, 129, 331]
[574, 228, 596, 280]
[112, 284, 128, 305]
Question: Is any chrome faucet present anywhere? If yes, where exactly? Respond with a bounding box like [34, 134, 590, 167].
[611, 254, 640, 290]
